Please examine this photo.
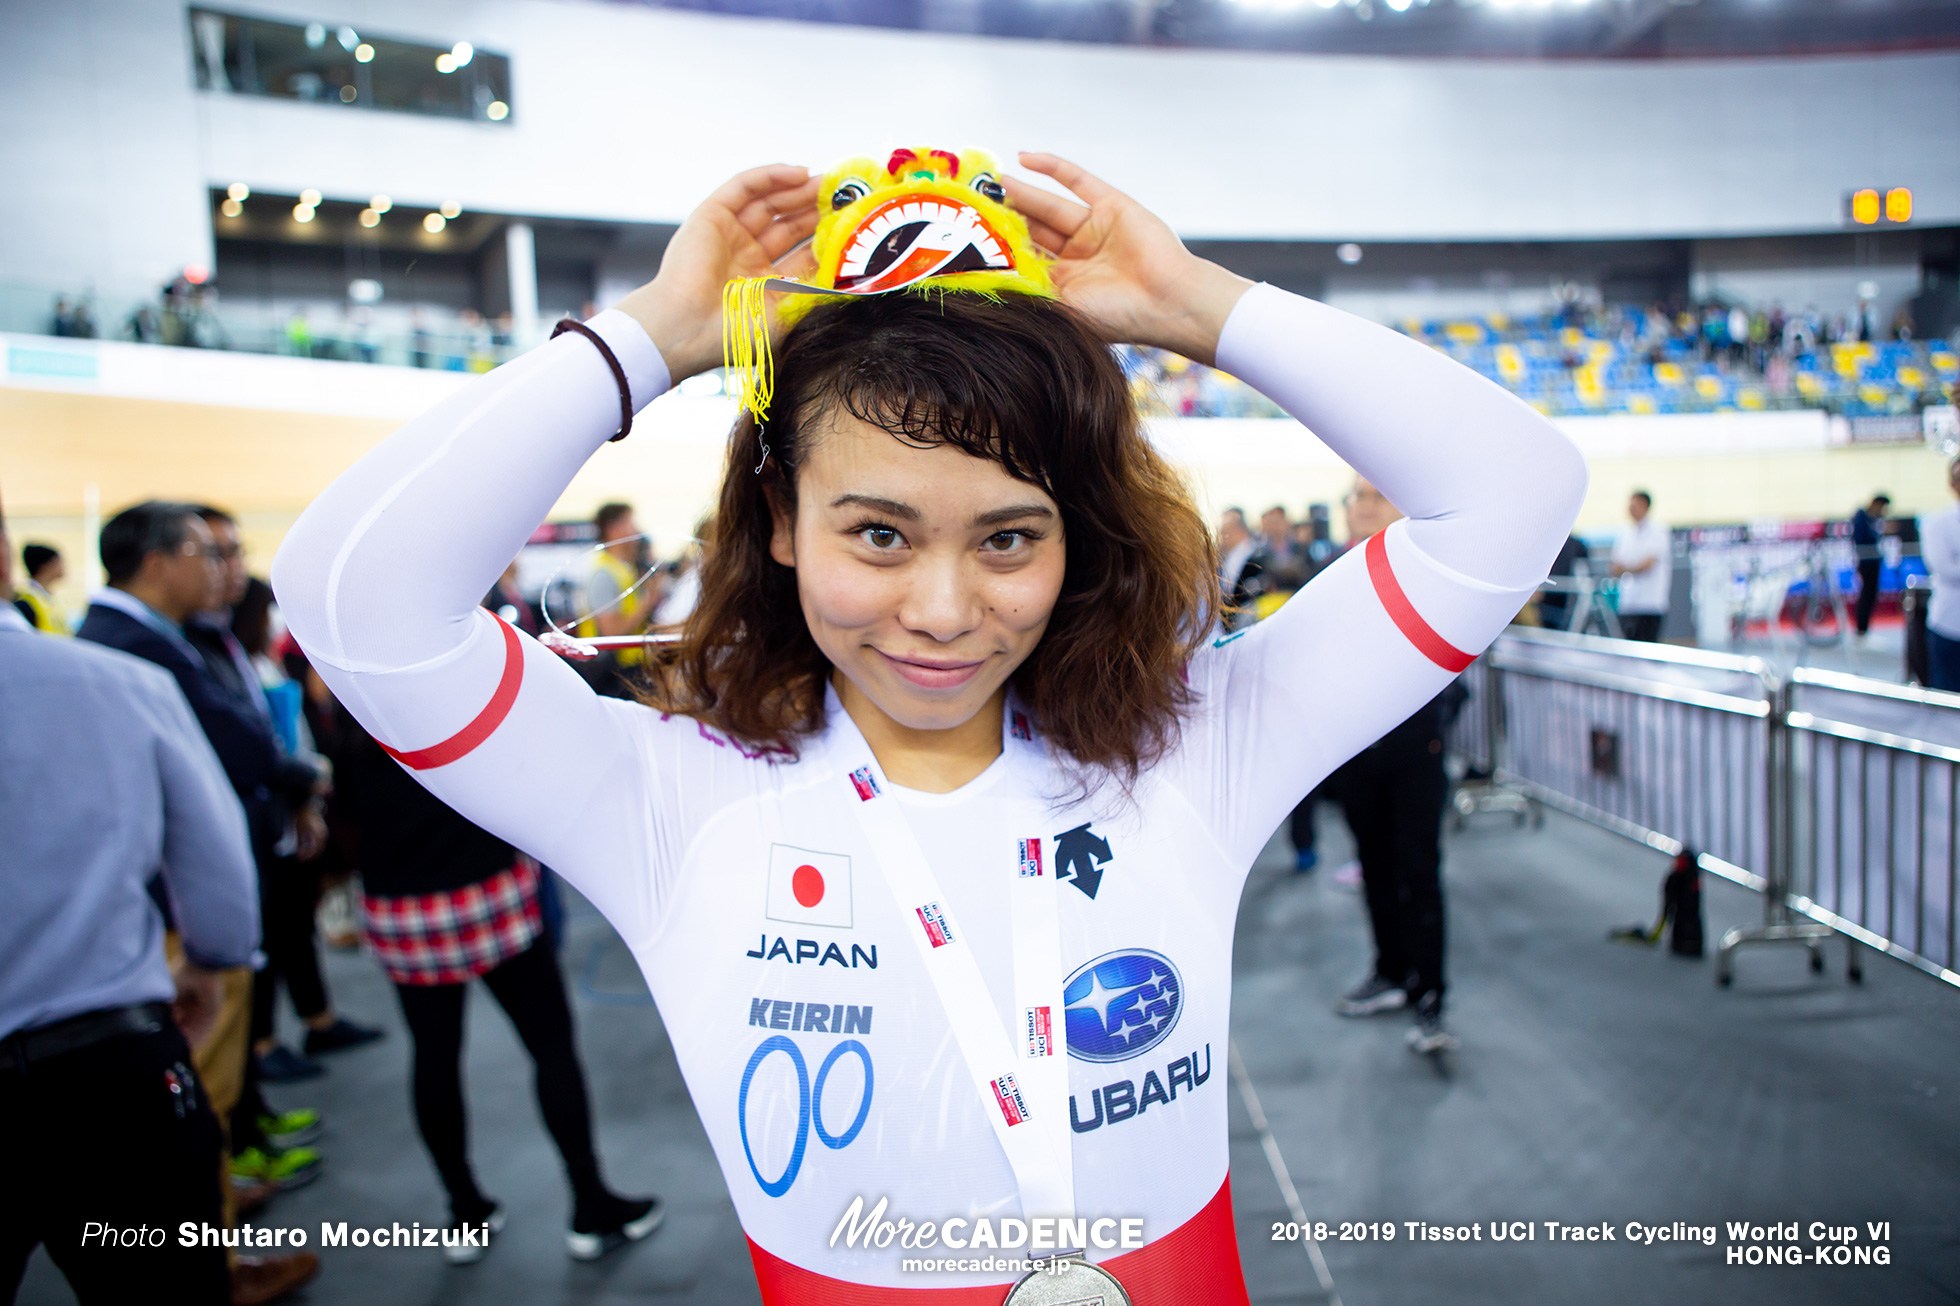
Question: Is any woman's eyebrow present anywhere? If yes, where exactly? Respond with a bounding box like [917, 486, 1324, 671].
[829, 494, 1054, 530]
[971, 504, 1055, 529]
[831, 493, 920, 521]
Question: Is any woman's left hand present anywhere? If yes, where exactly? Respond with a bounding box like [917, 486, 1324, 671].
[1005, 153, 1253, 366]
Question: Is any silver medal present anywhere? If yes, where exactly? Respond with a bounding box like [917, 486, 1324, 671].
[1002, 1253, 1132, 1306]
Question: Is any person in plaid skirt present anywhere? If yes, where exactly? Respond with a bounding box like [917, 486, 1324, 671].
[322, 656, 661, 1263]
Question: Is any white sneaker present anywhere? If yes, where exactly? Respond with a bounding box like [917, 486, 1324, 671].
[566, 1196, 664, 1261]
[444, 1205, 505, 1265]
[1335, 975, 1408, 1017]
[1407, 1002, 1459, 1055]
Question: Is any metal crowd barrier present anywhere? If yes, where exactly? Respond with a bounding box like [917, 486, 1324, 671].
[1444, 627, 1960, 990]
[1783, 670, 1960, 987]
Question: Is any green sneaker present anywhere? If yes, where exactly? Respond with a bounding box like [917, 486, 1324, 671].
[258, 1108, 323, 1149]
[231, 1145, 323, 1192]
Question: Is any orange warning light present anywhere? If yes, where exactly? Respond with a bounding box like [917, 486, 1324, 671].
[1885, 188, 1913, 223]
[1849, 189, 1881, 225]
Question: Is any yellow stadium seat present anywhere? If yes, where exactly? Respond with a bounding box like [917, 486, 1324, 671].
[1654, 362, 1684, 386]
[1931, 351, 1957, 374]
[1736, 389, 1765, 410]
[1627, 394, 1657, 415]
[1694, 375, 1723, 399]
[1495, 344, 1524, 382]
[1831, 342, 1873, 377]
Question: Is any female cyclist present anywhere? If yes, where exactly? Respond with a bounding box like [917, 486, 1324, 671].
[273, 154, 1586, 1303]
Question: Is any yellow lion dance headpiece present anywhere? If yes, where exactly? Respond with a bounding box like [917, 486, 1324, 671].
[723, 146, 1055, 422]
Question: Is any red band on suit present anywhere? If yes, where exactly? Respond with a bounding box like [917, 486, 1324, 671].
[1365, 531, 1474, 673]
[379, 616, 524, 770]
[744, 1178, 1250, 1305]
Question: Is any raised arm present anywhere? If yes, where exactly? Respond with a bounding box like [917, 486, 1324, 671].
[271, 165, 818, 934]
[1008, 153, 1586, 865]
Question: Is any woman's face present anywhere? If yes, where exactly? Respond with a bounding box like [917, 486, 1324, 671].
[769, 410, 1066, 734]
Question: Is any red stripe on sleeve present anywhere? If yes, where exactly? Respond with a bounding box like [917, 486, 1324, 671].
[379, 615, 525, 770]
[1364, 531, 1475, 673]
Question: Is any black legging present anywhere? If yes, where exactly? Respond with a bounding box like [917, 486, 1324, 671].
[1855, 558, 1882, 636]
[250, 855, 330, 1043]
[1332, 728, 1449, 1009]
[392, 940, 608, 1223]
[1288, 783, 1323, 856]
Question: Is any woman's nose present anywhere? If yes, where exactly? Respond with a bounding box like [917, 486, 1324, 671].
[897, 556, 983, 641]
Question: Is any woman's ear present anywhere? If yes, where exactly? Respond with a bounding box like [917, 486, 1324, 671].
[765, 482, 796, 568]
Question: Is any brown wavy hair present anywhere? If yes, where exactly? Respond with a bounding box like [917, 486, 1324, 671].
[637, 290, 1219, 787]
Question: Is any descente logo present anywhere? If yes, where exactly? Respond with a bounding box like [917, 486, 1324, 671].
[830, 1197, 1145, 1254]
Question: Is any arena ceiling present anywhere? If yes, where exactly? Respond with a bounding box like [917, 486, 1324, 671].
[596, 0, 1960, 58]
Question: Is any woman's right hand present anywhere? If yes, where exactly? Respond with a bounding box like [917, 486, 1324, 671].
[614, 164, 820, 381]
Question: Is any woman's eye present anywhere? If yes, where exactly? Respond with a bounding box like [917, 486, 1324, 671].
[858, 526, 901, 550]
[984, 531, 1031, 553]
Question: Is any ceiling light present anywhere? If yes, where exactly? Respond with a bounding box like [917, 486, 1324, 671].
[370, 194, 392, 213]
[226, 182, 250, 202]
[293, 203, 316, 223]
[1386, 0, 1411, 11]
[439, 200, 461, 219]
[486, 100, 509, 121]
[355, 42, 375, 62]
[337, 26, 358, 51]
[300, 187, 322, 207]
[339, 84, 357, 102]
[423, 213, 447, 234]
[220, 198, 243, 218]
[451, 42, 474, 67]
[359, 208, 381, 228]
[304, 22, 326, 48]
[435, 52, 456, 74]
[1336, 242, 1363, 265]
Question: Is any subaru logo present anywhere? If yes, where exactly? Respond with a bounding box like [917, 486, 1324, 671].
[1062, 949, 1182, 1063]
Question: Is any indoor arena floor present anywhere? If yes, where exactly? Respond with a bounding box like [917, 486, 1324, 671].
[21, 803, 1960, 1306]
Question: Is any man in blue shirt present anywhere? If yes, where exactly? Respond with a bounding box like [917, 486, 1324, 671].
[0, 497, 259, 1302]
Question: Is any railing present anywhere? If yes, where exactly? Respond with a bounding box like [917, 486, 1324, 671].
[1784, 669, 1960, 985]
[0, 279, 536, 374]
[1448, 627, 1960, 990]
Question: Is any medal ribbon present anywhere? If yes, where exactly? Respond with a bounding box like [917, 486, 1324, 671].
[832, 710, 1079, 1233]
